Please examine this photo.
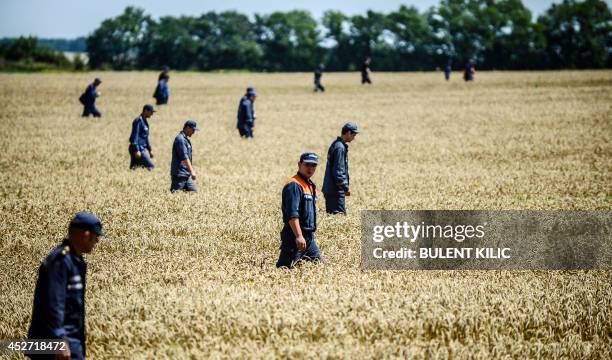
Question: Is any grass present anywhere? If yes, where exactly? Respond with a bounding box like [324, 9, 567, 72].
[0, 70, 610, 358]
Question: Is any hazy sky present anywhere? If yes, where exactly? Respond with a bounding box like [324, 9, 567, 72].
[0, 0, 606, 38]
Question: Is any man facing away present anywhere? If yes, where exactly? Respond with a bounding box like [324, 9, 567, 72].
[170, 120, 199, 192]
[277, 152, 324, 268]
[79, 78, 102, 118]
[28, 212, 104, 360]
[322, 122, 359, 215]
[128, 104, 156, 170]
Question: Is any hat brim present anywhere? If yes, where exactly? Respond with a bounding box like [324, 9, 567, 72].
[302, 160, 318, 164]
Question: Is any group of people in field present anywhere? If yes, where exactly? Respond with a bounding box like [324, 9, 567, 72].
[28, 55, 478, 359]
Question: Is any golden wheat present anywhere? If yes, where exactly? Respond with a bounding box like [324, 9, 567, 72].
[0, 71, 610, 359]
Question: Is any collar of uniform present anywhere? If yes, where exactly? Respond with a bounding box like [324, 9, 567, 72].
[296, 172, 315, 187]
[336, 136, 348, 148]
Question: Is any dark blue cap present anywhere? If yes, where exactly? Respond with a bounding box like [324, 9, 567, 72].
[246, 87, 257, 97]
[143, 104, 156, 112]
[94, 78, 102, 84]
[70, 212, 105, 236]
[299, 152, 319, 164]
[184, 120, 199, 131]
[342, 122, 360, 134]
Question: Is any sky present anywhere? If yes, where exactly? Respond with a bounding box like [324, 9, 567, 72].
[0, 0, 606, 38]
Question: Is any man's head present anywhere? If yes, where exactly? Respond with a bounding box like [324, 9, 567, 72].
[298, 152, 319, 179]
[142, 104, 156, 118]
[183, 120, 199, 137]
[93, 78, 102, 86]
[246, 88, 257, 102]
[341, 122, 360, 143]
[67, 212, 104, 255]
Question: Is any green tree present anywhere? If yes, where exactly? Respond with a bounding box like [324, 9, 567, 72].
[254, 10, 322, 71]
[537, 0, 611, 69]
[86, 7, 151, 69]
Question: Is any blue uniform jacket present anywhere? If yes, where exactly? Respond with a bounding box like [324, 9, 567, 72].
[171, 131, 192, 178]
[28, 240, 87, 359]
[322, 137, 349, 195]
[129, 116, 152, 152]
[236, 96, 255, 128]
[281, 173, 317, 245]
[79, 84, 98, 105]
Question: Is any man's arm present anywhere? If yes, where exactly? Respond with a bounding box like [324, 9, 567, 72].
[179, 140, 196, 180]
[40, 260, 68, 339]
[283, 183, 306, 251]
[181, 159, 196, 180]
[288, 218, 306, 251]
[332, 146, 349, 192]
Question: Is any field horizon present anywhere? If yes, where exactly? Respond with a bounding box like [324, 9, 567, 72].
[0, 70, 610, 358]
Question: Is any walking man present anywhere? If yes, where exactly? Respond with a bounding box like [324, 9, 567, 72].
[361, 57, 372, 85]
[463, 59, 476, 81]
[28, 212, 104, 360]
[237, 87, 256, 138]
[170, 120, 199, 192]
[154, 66, 170, 105]
[129, 104, 156, 170]
[79, 78, 102, 118]
[314, 65, 325, 92]
[276, 152, 324, 268]
[322, 122, 359, 214]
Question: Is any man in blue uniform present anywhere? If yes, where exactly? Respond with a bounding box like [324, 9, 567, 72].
[444, 60, 452, 81]
[463, 59, 475, 81]
[153, 66, 170, 105]
[276, 152, 324, 268]
[361, 57, 372, 85]
[79, 78, 102, 118]
[129, 104, 156, 170]
[322, 122, 359, 214]
[236, 87, 256, 138]
[28, 212, 104, 360]
[170, 120, 199, 192]
[314, 65, 325, 92]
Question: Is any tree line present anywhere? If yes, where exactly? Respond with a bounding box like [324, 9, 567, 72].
[87, 0, 611, 71]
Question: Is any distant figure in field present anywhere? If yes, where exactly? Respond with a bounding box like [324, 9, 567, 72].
[79, 78, 102, 118]
[277, 152, 324, 268]
[128, 104, 156, 171]
[463, 59, 476, 82]
[314, 64, 325, 92]
[236, 87, 256, 138]
[444, 60, 452, 81]
[154, 66, 170, 105]
[28, 212, 104, 360]
[170, 120, 199, 193]
[322, 122, 359, 215]
[361, 56, 372, 84]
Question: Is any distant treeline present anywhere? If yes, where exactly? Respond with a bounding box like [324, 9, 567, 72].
[0, 37, 87, 71]
[86, 0, 611, 71]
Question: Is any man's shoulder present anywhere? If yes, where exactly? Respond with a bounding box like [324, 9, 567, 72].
[42, 244, 71, 268]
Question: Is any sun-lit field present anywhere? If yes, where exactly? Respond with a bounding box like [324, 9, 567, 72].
[0, 70, 610, 358]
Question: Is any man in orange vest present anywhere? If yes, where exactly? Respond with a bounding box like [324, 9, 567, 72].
[276, 152, 324, 268]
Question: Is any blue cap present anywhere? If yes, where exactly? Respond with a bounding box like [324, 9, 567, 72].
[184, 120, 199, 131]
[299, 152, 319, 164]
[143, 104, 156, 112]
[342, 122, 360, 134]
[246, 87, 257, 97]
[70, 212, 105, 236]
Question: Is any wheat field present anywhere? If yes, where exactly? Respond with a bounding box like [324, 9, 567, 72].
[0, 71, 610, 359]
